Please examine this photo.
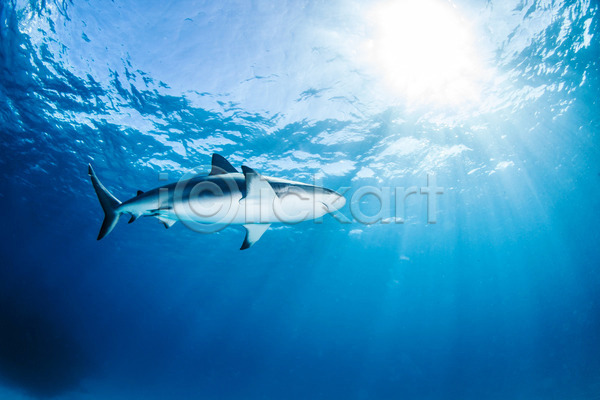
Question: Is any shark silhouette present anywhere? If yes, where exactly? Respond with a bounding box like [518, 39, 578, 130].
[89, 154, 345, 249]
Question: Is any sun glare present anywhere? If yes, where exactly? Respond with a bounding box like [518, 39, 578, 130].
[366, 0, 488, 107]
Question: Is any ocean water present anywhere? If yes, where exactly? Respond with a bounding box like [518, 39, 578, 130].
[1, 0, 599, 399]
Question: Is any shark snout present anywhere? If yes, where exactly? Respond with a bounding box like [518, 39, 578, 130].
[323, 190, 346, 212]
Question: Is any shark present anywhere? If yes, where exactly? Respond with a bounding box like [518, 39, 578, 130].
[89, 154, 346, 249]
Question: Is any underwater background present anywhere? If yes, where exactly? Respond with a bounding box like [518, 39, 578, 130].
[1, 0, 599, 398]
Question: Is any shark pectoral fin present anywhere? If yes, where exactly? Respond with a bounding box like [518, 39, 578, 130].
[209, 154, 239, 175]
[157, 216, 177, 229]
[240, 165, 279, 224]
[241, 224, 270, 250]
[241, 165, 278, 201]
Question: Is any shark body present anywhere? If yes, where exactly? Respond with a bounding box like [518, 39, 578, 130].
[89, 154, 345, 249]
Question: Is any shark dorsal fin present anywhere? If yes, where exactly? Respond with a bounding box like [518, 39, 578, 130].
[240, 224, 270, 250]
[209, 154, 238, 175]
[137, 190, 144, 196]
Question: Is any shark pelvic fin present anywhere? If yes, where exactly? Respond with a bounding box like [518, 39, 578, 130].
[209, 154, 238, 175]
[240, 224, 270, 250]
[157, 216, 177, 229]
[89, 164, 122, 240]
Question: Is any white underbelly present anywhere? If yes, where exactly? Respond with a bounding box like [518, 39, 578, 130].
[173, 194, 328, 225]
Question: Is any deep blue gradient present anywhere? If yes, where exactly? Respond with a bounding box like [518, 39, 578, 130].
[1, 0, 599, 399]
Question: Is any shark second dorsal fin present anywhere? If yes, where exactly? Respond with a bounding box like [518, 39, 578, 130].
[209, 154, 238, 175]
[240, 224, 270, 250]
[137, 190, 144, 196]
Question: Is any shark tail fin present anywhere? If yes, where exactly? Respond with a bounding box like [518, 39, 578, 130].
[88, 164, 122, 240]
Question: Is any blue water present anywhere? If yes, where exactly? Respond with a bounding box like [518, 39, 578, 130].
[1, 0, 599, 399]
